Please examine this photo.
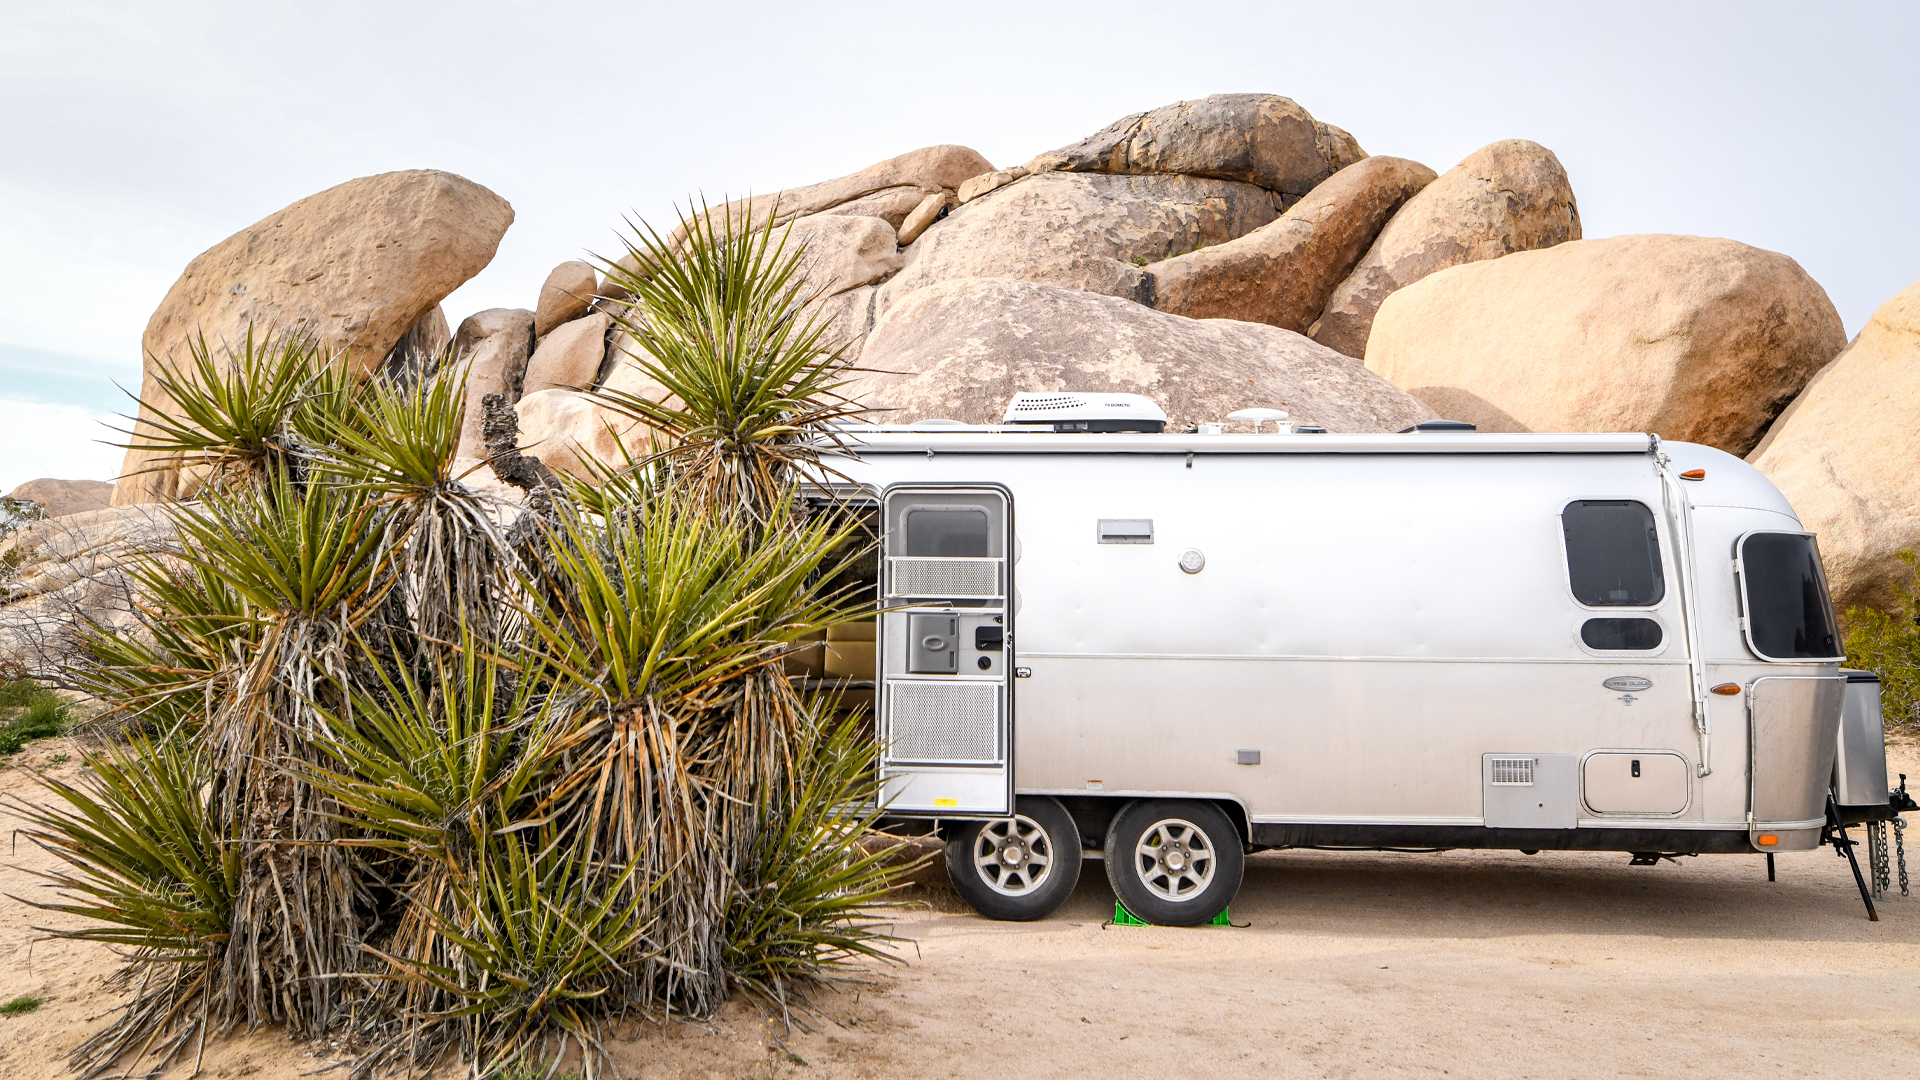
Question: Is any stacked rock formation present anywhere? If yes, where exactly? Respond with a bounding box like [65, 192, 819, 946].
[65, 89, 1916, 629]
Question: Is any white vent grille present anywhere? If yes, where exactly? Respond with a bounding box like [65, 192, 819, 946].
[1490, 757, 1537, 785]
[887, 681, 999, 761]
[888, 557, 1001, 598]
[1007, 394, 1087, 414]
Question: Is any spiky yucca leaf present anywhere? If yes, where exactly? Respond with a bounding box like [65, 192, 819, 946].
[318, 361, 471, 496]
[71, 557, 254, 738]
[171, 465, 388, 619]
[592, 201, 865, 517]
[4, 736, 241, 1077]
[368, 828, 653, 1080]
[115, 327, 327, 493]
[528, 490, 855, 706]
[724, 701, 920, 1014]
[301, 637, 569, 863]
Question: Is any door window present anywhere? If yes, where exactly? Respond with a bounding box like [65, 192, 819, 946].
[1562, 500, 1665, 607]
[903, 507, 990, 557]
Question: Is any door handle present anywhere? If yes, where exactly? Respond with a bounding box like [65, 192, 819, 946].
[1014, 667, 1032, 679]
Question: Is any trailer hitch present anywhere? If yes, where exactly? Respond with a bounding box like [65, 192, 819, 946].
[1627, 852, 1696, 866]
[1890, 774, 1918, 815]
[1822, 794, 1879, 921]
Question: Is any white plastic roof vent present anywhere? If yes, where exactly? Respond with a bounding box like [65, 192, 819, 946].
[1002, 391, 1167, 433]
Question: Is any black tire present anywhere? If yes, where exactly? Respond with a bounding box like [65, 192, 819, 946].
[945, 796, 1083, 921]
[1103, 799, 1244, 927]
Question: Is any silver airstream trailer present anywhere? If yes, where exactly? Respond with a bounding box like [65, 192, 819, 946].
[806, 393, 1884, 926]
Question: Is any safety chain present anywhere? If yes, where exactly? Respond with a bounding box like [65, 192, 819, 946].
[1869, 821, 1891, 900]
[1898, 816, 1910, 898]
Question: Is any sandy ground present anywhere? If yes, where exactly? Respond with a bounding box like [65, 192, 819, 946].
[3, 738, 1918, 1079]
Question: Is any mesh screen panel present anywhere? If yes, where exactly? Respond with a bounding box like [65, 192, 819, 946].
[889, 557, 1001, 598]
[887, 680, 999, 761]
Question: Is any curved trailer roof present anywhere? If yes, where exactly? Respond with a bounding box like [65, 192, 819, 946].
[822, 428, 1659, 456]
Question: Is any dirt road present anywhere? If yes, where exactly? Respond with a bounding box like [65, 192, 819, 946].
[4, 739, 1917, 1079]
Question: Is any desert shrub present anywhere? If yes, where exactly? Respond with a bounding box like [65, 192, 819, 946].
[0, 661, 71, 753]
[6, 203, 910, 1080]
[1845, 550, 1920, 732]
[0, 694, 70, 754]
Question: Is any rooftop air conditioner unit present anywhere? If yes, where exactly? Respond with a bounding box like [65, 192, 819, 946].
[1002, 392, 1167, 433]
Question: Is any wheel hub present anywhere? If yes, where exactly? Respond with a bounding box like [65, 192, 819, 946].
[974, 814, 1055, 897]
[1134, 818, 1217, 903]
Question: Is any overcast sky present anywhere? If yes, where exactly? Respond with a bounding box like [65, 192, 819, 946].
[2, 1, 1915, 492]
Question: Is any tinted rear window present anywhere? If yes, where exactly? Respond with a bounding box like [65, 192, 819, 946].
[1740, 532, 1840, 660]
[1562, 501, 1665, 607]
[903, 508, 989, 557]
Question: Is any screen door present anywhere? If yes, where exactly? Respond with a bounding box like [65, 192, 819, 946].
[877, 484, 1014, 817]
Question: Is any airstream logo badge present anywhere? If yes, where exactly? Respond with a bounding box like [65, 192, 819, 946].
[1603, 676, 1653, 693]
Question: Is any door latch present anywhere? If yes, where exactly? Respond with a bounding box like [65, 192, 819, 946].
[1013, 667, 1032, 679]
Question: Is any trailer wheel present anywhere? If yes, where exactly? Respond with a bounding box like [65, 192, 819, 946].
[945, 796, 1082, 921]
[1104, 799, 1244, 927]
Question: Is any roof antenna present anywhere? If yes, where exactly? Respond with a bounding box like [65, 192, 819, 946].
[1227, 407, 1291, 434]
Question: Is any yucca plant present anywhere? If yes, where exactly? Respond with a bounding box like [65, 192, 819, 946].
[114, 327, 333, 497]
[24, 197, 910, 1080]
[592, 201, 865, 521]
[520, 483, 871, 1016]
[5, 736, 242, 1078]
[317, 364, 510, 646]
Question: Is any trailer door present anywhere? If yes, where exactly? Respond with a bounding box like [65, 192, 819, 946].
[877, 484, 1014, 817]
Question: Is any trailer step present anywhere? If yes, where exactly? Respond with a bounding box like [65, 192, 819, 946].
[1111, 901, 1231, 927]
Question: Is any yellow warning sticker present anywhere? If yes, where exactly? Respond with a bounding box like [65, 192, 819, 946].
[934, 798, 958, 807]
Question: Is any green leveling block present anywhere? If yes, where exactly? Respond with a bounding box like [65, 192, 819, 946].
[1112, 901, 1231, 927]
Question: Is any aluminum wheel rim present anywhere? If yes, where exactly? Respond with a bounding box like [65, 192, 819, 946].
[1133, 817, 1216, 902]
[972, 814, 1055, 897]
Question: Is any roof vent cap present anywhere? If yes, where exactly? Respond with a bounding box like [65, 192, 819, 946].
[1398, 419, 1478, 433]
[1003, 391, 1166, 433]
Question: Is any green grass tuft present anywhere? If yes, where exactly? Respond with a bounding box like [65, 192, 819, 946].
[1, 994, 44, 1016]
[0, 681, 69, 755]
[1845, 550, 1920, 733]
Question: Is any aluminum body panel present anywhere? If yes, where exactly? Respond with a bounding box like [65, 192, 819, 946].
[1833, 673, 1890, 809]
[1483, 754, 1579, 829]
[831, 435, 1850, 839]
[1748, 675, 1846, 841]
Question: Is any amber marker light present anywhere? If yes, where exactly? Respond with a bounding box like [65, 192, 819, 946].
[1680, 469, 1706, 480]
[1757, 834, 1780, 846]
[1711, 683, 1742, 696]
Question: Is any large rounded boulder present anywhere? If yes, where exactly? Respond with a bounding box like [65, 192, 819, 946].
[1749, 276, 1920, 615]
[1361, 235, 1846, 455]
[1026, 93, 1365, 202]
[846, 277, 1435, 433]
[117, 169, 513, 504]
[1311, 140, 1580, 358]
[1141, 155, 1437, 331]
[876, 172, 1281, 316]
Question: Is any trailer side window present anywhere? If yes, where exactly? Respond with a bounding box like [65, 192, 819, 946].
[903, 507, 990, 557]
[1581, 618, 1663, 651]
[1562, 501, 1664, 607]
[1738, 532, 1841, 661]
